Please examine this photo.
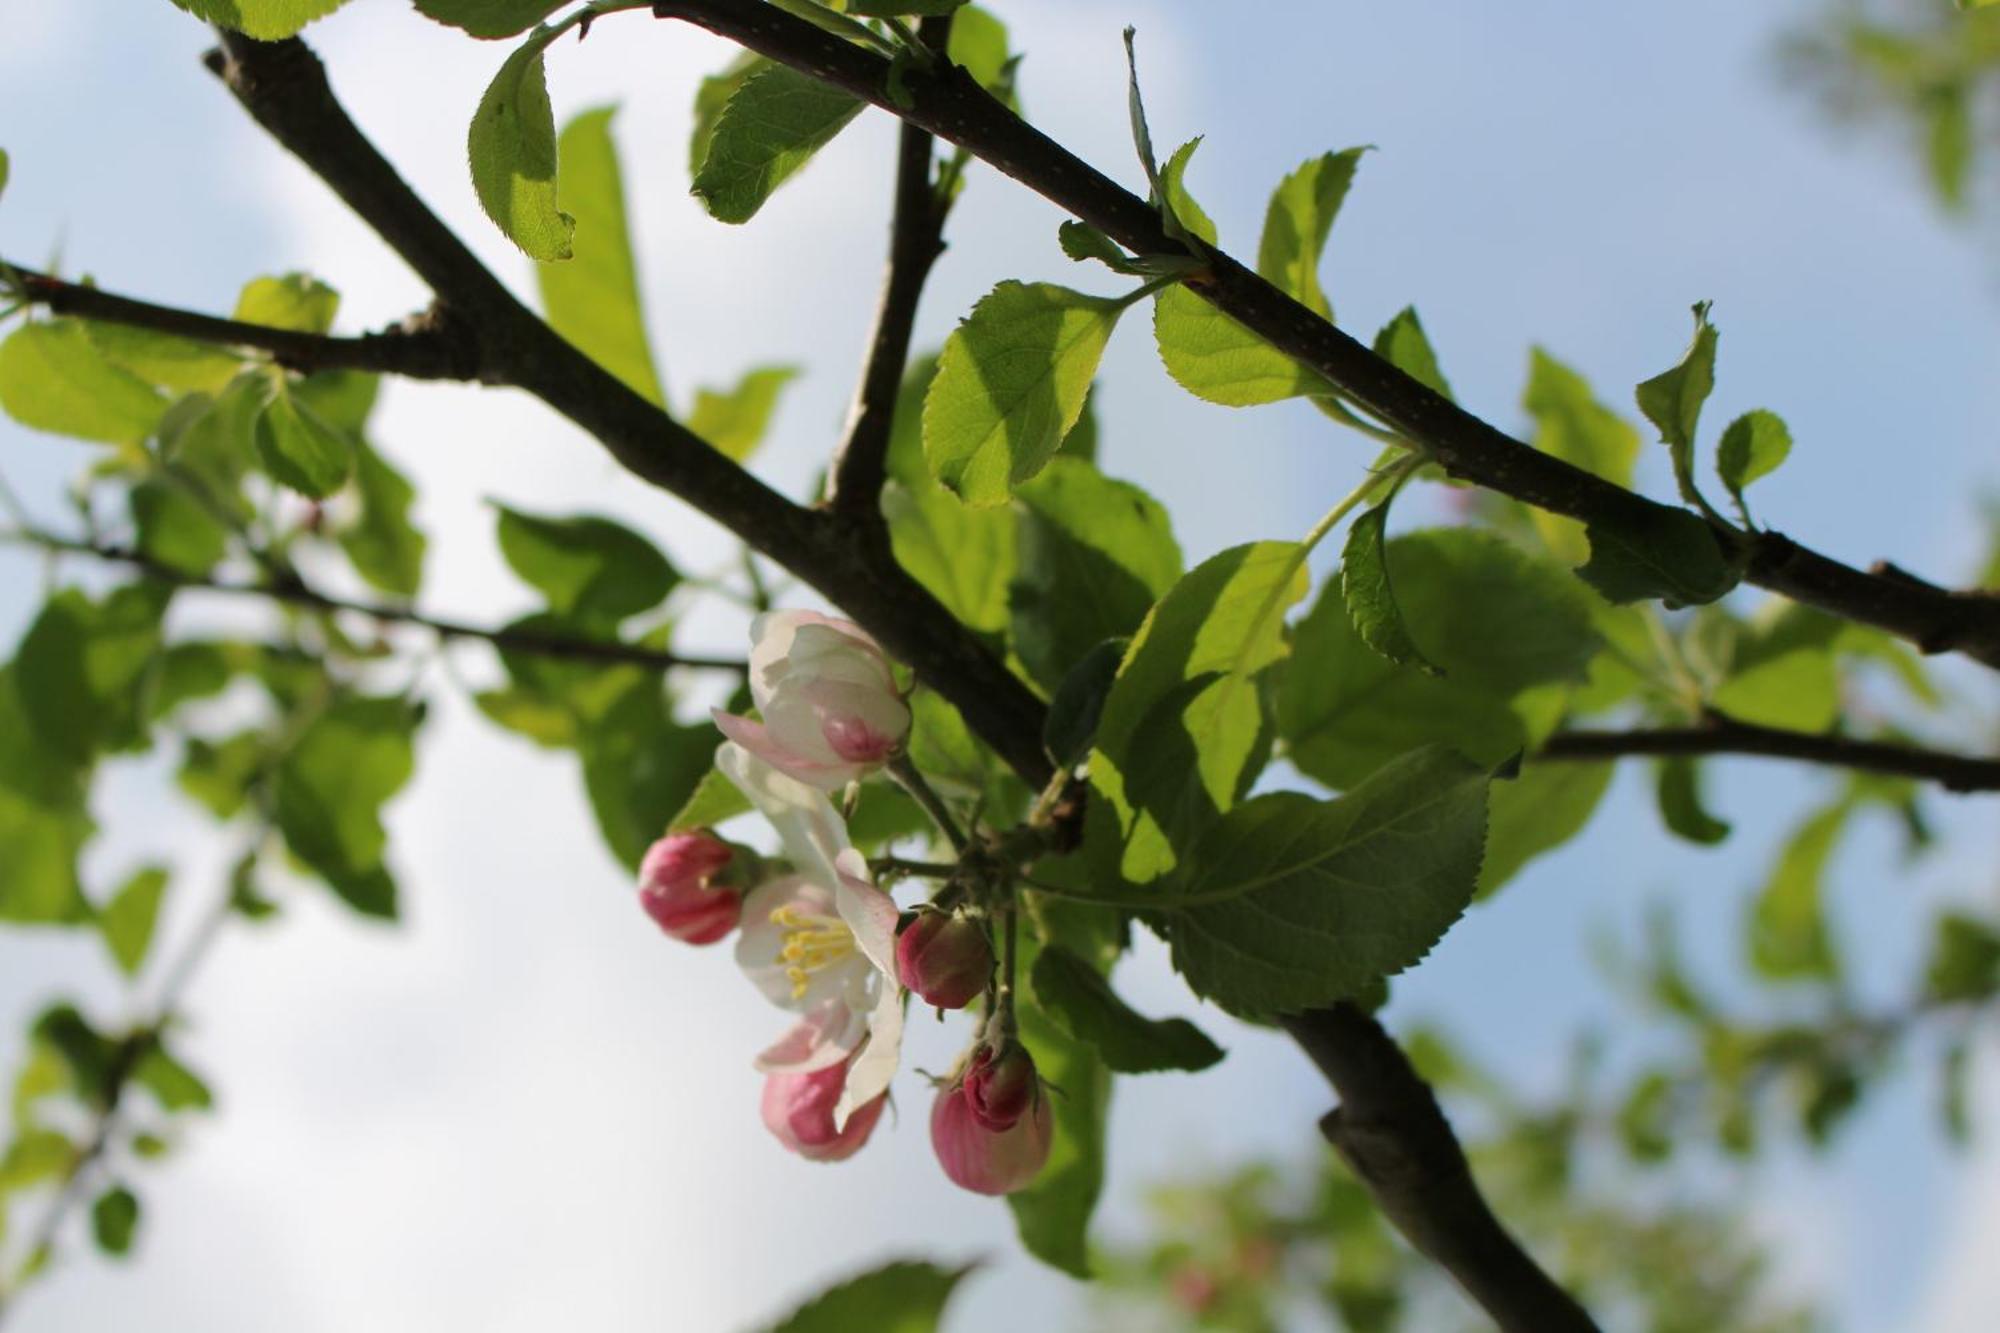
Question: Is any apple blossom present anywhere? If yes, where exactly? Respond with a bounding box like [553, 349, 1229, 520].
[761, 1058, 889, 1163]
[930, 1044, 1054, 1196]
[896, 909, 993, 1010]
[712, 609, 911, 790]
[719, 741, 905, 1130]
[635, 831, 740, 945]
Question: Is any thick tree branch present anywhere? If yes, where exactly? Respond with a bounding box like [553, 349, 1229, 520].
[1281, 1006, 1601, 1333]
[14, 531, 745, 673]
[652, 0, 2000, 673]
[1539, 711, 2000, 794]
[0, 262, 480, 380]
[824, 17, 951, 521]
[204, 30, 1053, 782]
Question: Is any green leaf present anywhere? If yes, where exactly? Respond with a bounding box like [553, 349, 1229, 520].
[688, 52, 765, 178]
[1747, 799, 1847, 982]
[0, 319, 167, 444]
[1709, 604, 1840, 732]
[669, 762, 753, 834]
[1152, 284, 1326, 406]
[924, 282, 1126, 505]
[1163, 747, 1489, 1016]
[339, 440, 427, 598]
[99, 866, 169, 976]
[1010, 977, 1110, 1277]
[1043, 638, 1126, 771]
[1256, 149, 1365, 319]
[232, 273, 339, 335]
[884, 481, 1018, 635]
[1715, 409, 1792, 518]
[1576, 509, 1738, 608]
[177, 731, 266, 819]
[15, 582, 172, 765]
[272, 695, 421, 919]
[1282, 529, 1598, 789]
[0, 1130, 77, 1192]
[168, 0, 349, 39]
[761, 1260, 973, 1333]
[130, 478, 228, 576]
[945, 6, 1013, 100]
[1521, 349, 1640, 563]
[149, 642, 235, 723]
[0, 665, 93, 924]
[470, 28, 574, 261]
[494, 504, 676, 624]
[903, 689, 997, 802]
[90, 1186, 139, 1257]
[1477, 760, 1612, 899]
[1157, 138, 1217, 246]
[1657, 757, 1731, 845]
[1030, 946, 1223, 1073]
[687, 366, 797, 461]
[1058, 221, 1142, 273]
[578, 678, 712, 870]
[691, 63, 864, 225]
[133, 1044, 213, 1112]
[1371, 307, 1452, 400]
[535, 106, 664, 406]
[1089, 542, 1308, 884]
[0, 148, 8, 201]
[1634, 301, 1718, 504]
[85, 322, 241, 394]
[414, 0, 567, 38]
[253, 375, 352, 498]
[1008, 457, 1180, 689]
[1338, 500, 1435, 672]
[473, 686, 577, 748]
[1927, 913, 2000, 1003]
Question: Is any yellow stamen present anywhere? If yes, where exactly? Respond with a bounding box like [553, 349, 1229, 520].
[768, 903, 857, 999]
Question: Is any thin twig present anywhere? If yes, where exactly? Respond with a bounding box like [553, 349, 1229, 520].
[824, 14, 953, 522]
[1538, 712, 2000, 794]
[1, 261, 480, 381]
[888, 755, 969, 852]
[9, 529, 745, 674]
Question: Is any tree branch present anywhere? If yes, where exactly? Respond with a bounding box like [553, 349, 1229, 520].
[204, 30, 1053, 782]
[652, 0, 2000, 673]
[14, 531, 744, 673]
[824, 16, 951, 522]
[1281, 1006, 1601, 1333]
[1, 262, 480, 380]
[1539, 711, 2000, 794]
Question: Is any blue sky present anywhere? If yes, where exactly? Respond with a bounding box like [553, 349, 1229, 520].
[1, 2, 1996, 1329]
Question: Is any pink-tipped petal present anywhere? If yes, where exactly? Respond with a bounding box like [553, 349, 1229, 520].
[755, 1001, 866, 1075]
[763, 1060, 888, 1163]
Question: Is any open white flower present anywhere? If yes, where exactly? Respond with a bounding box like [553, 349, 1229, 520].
[718, 742, 903, 1129]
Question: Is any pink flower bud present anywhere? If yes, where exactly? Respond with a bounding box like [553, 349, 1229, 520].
[965, 1041, 1038, 1131]
[895, 910, 993, 1010]
[930, 1054, 1053, 1196]
[711, 611, 911, 790]
[762, 1059, 888, 1162]
[636, 831, 740, 945]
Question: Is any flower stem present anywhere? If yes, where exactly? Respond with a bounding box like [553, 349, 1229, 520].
[888, 755, 968, 852]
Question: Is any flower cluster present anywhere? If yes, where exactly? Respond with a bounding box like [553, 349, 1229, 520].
[634, 611, 1052, 1194]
